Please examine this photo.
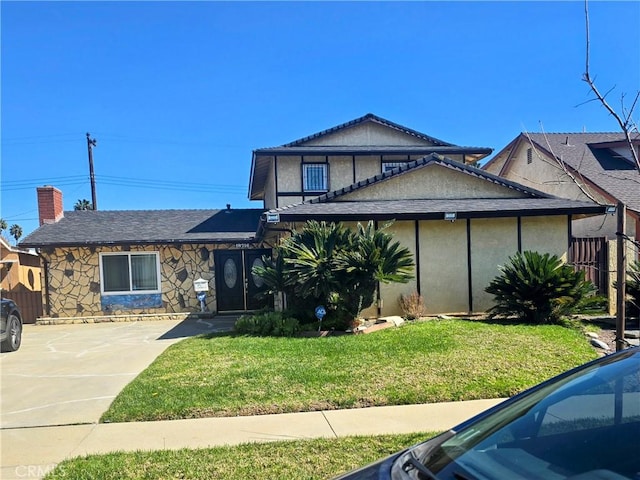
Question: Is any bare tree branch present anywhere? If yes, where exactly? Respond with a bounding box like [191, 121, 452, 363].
[583, 0, 640, 172]
[524, 126, 600, 204]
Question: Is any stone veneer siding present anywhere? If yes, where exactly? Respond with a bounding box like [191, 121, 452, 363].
[40, 243, 238, 318]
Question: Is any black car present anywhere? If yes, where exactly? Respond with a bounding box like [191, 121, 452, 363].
[335, 347, 640, 480]
[1, 298, 23, 352]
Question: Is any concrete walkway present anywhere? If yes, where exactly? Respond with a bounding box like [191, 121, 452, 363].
[0, 399, 504, 480]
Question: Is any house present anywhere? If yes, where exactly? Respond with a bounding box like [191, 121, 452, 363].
[20, 114, 609, 320]
[250, 114, 608, 317]
[483, 132, 640, 307]
[20, 187, 271, 318]
[483, 132, 640, 242]
[0, 236, 43, 323]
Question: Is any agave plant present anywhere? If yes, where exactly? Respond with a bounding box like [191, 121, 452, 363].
[486, 251, 599, 324]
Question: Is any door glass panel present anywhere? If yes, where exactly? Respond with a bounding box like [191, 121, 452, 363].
[251, 258, 264, 288]
[223, 258, 237, 289]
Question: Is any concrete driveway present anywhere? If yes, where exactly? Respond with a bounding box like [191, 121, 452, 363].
[0, 316, 236, 429]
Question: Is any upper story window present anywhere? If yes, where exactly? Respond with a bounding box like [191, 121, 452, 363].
[100, 252, 161, 295]
[382, 161, 407, 173]
[527, 148, 533, 164]
[302, 163, 328, 191]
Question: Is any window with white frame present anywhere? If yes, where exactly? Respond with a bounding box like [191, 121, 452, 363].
[100, 252, 161, 294]
[302, 163, 328, 191]
[382, 161, 408, 173]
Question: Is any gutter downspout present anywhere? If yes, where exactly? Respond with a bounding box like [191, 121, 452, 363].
[40, 251, 51, 317]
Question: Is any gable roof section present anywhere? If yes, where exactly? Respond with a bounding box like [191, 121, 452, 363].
[312, 153, 552, 202]
[249, 113, 493, 200]
[489, 132, 640, 213]
[282, 113, 454, 147]
[19, 209, 265, 248]
[262, 154, 606, 223]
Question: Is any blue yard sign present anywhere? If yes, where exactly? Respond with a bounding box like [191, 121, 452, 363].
[315, 305, 326, 332]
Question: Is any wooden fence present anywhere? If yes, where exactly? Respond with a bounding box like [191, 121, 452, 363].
[570, 237, 608, 295]
[1, 290, 43, 324]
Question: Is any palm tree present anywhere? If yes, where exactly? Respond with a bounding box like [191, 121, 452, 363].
[9, 224, 22, 244]
[254, 220, 414, 328]
[0, 218, 7, 236]
[74, 199, 93, 210]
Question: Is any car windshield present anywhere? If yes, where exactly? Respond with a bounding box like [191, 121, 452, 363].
[412, 349, 640, 480]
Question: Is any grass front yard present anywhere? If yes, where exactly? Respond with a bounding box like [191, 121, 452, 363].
[101, 319, 597, 423]
[44, 432, 433, 480]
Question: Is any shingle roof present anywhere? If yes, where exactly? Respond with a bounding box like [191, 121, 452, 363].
[517, 133, 640, 213]
[264, 198, 606, 222]
[19, 209, 265, 248]
[263, 153, 607, 222]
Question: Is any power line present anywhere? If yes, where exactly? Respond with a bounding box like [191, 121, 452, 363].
[1, 174, 246, 193]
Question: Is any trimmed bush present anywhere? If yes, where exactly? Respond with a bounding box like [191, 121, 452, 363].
[235, 312, 300, 337]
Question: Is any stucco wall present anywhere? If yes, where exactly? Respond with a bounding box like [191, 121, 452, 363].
[521, 216, 568, 260]
[354, 155, 380, 181]
[330, 155, 355, 190]
[505, 142, 594, 201]
[275, 156, 302, 193]
[263, 160, 277, 210]
[40, 244, 227, 318]
[419, 220, 469, 314]
[269, 213, 575, 317]
[378, 221, 418, 317]
[303, 122, 436, 147]
[340, 164, 528, 201]
[470, 218, 519, 312]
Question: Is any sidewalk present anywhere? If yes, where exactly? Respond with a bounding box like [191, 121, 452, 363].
[1, 399, 504, 480]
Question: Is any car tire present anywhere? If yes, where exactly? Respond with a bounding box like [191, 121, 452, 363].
[1, 313, 22, 352]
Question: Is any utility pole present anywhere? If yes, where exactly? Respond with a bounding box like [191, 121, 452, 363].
[616, 202, 626, 351]
[86, 132, 98, 210]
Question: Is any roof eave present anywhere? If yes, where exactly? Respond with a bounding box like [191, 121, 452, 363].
[267, 205, 608, 224]
[21, 236, 260, 249]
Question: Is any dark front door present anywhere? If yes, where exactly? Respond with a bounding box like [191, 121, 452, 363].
[244, 249, 271, 310]
[215, 249, 272, 312]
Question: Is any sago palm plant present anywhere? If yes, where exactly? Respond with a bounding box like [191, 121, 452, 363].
[485, 251, 598, 324]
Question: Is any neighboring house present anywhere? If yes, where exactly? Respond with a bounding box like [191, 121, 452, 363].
[20, 187, 271, 318]
[250, 114, 607, 317]
[483, 132, 640, 242]
[0, 236, 43, 323]
[21, 114, 609, 320]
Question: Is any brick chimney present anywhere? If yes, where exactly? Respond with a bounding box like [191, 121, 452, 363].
[37, 186, 64, 226]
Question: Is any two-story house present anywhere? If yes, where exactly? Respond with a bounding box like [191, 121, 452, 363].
[21, 114, 607, 321]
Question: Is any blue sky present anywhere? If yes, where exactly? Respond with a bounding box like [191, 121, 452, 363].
[2, 1, 639, 238]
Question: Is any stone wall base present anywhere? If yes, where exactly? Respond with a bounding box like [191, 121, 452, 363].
[36, 312, 216, 325]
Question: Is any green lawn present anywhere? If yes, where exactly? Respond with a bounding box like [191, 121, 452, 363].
[101, 319, 597, 423]
[45, 432, 433, 480]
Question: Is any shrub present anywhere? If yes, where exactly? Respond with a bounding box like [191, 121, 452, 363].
[626, 260, 640, 317]
[235, 312, 300, 337]
[252, 220, 414, 329]
[399, 291, 426, 320]
[485, 251, 600, 324]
